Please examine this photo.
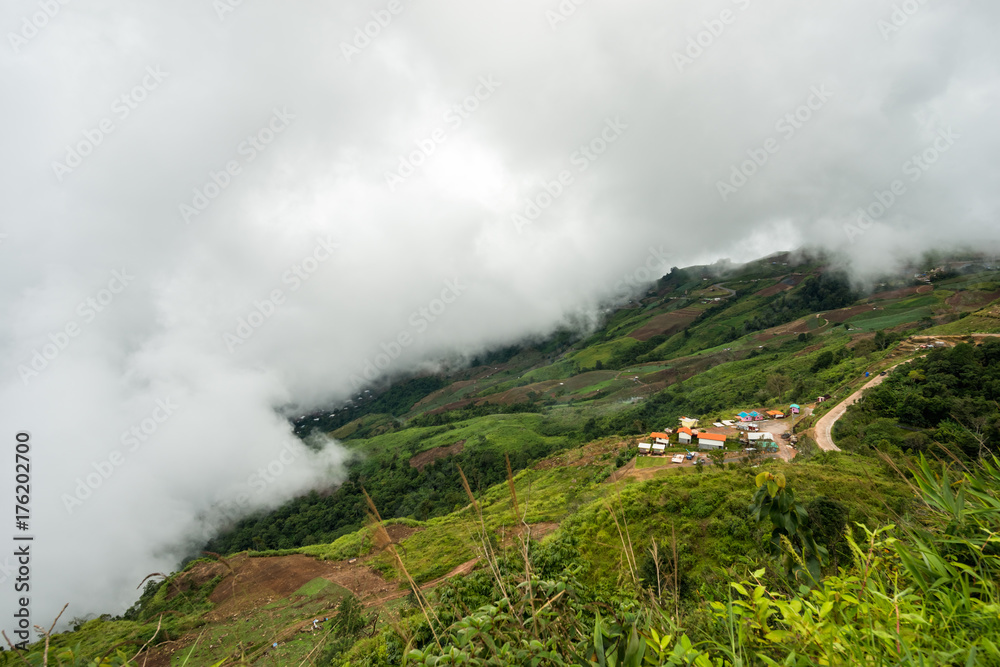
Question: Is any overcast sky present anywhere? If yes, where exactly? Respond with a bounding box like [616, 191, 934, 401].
[1, 0, 999, 634]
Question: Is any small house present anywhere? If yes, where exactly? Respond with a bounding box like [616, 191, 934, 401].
[790, 404, 800, 415]
[679, 416, 700, 429]
[697, 432, 727, 450]
[652, 443, 667, 455]
[747, 431, 775, 442]
[638, 443, 652, 455]
[650, 432, 671, 445]
[678, 427, 695, 445]
[767, 410, 785, 419]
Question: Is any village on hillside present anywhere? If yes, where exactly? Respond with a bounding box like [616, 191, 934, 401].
[636, 405, 806, 466]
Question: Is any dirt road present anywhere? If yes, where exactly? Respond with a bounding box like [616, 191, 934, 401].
[814, 376, 887, 451]
[812, 334, 1000, 451]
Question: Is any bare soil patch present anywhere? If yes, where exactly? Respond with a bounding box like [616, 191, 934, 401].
[947, 290, 1000, 310]
[870, 285, 929, 300]
[630, 308, 700, 341]
[755, 282, 793, 297]
[412, 380, 476, 410]
[499, 522, 560, 547]
[409, 440, 465, 471]
[823, 304, 879, 323]
[755, 316, 816, 340]
[754, 274, 806, 298]
[534, 438, 629, 471]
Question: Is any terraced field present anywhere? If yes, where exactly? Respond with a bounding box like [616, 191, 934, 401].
[629, 307, 702, 340]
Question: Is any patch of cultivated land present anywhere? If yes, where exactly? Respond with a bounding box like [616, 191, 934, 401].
[629, 308, 701, 341]
[756, 315, 824, 340]
[823, 304, 881, 323]
[411, 379, 477, 410]
[410, 440, 466, 471]
[947, 289, 1000, 309]
[534, 437, 629, 471]
[870, 285, 932, 300]
[754, 273, 806, 297]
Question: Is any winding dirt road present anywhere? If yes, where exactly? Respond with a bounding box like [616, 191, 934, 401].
[814, 334, 1000, 451]
[813, 373, 890, 451]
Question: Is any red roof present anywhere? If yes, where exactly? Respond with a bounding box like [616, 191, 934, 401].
[698, 433, 727, 442]
[678, 427, 694, 435]
[650, 432, 671, 439]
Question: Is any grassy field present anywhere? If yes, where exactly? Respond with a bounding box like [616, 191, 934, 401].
[568, 337, 640, 368]
[345, 413, 572, 459]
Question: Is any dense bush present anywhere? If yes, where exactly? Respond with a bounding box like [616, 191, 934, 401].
[838, 340, 1000, 458]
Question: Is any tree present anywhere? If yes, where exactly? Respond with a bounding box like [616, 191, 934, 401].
[749, 472, 827, 583]
[707, 448, 726, 469]
[811, 350, 835, 373]
[874, 329, 894, 351]
[766, 374, 791, 398]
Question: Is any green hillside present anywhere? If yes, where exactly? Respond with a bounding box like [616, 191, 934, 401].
[13, 251, 1000, 666]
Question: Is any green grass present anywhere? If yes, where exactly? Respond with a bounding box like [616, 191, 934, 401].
[520, 359, 578, 382]
[927, 314, 1000, 335]
[846, 307, 933, 331]
[345, 413, 570, 459]
[636, 455, 689, 469]
[568, 337, 640, 368]
[360, 464, 610, 582]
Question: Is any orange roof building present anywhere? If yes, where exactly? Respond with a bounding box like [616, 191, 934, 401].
[697, 432, 727, 450]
